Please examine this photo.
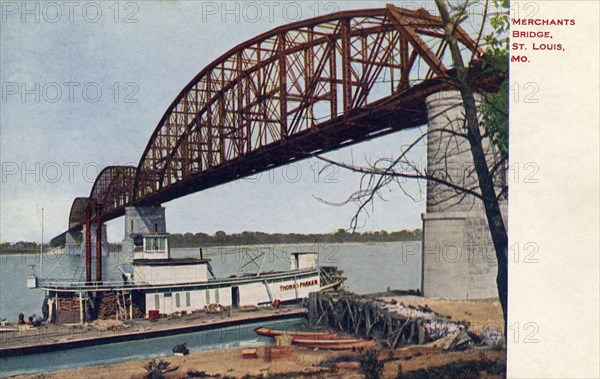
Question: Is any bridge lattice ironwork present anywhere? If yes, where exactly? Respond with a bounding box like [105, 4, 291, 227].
[54, 5, 502, 243]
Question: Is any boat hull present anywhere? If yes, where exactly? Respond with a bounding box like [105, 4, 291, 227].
[254, 327, 338, 339]
[292, 337, 376, 350]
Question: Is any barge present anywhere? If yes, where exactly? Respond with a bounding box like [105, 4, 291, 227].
[40, 234, 344, 324]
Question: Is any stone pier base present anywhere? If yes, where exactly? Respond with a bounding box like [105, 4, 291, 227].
[422, 91, 507, 300]
[64, 231, 81, 255]
[122, 206, 166, 254]
[422, 212, 500, 299]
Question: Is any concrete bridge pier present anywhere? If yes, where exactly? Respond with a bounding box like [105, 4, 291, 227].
[64, 231, 81, 255]
[421, 91, 507, 300]
[122, 206, 166, 255]
[81, 224, 109, 257]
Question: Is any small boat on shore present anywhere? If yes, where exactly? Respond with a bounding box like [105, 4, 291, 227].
[292, 337, 376, 350]
[254, 327, 338, 340]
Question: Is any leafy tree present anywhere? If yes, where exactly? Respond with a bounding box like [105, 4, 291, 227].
[482, 0, 510, 155]
[435, 0, 509, 331]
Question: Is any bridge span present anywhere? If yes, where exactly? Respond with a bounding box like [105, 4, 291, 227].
[52, 4, 504, 294]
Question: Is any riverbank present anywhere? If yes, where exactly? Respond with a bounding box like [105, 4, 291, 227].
[6, 296, 506, 378]
[379, 295, 505, 335]
[9, 341, 506, 379]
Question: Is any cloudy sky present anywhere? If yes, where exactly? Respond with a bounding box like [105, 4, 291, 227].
[1, 1, 487, 243]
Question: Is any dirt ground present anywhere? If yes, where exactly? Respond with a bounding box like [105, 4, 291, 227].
[12, 297, 506, 379]
[13, 345, 506, 379]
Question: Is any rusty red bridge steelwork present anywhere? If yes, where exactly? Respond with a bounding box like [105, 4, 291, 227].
[54, 5, 502, 247]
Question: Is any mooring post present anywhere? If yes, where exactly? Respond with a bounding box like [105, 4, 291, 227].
[79, 291, 84, 325]
[308, 292, 318, 325]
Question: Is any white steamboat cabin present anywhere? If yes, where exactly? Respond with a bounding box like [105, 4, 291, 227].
[40, 234, 343, 324]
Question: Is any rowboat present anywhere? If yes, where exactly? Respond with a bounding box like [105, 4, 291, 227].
[254, 327, 338, 339]
[292, 337, 376, 350]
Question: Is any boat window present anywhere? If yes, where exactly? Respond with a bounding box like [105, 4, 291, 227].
[205, 290, 210, 305]
[154, 294, 160, 309]
[145, 236, 166, 252]
[175, 293, 180, 308]
[215, 289, 220, 303]
[186, 292, 191, 307]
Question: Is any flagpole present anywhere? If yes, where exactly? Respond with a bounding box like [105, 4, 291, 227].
[40, 207, 44, 279]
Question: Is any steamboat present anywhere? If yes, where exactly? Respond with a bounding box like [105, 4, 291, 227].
[39, 233, 344, 324]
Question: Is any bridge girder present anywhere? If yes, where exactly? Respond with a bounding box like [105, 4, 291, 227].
[133, 5, 486, 205]
[53, 5, 503, 243]
[89, 165, 137, 218]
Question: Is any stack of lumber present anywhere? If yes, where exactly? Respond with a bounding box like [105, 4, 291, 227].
[97, 294, 121, 319]
[97, 293, 143, 320]
[57, 298, 80, 311]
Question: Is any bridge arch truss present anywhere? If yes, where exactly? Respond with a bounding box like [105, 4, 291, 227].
[54, 5, 501, 243]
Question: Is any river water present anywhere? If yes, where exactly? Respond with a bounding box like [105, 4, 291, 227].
[0, 318, 303, 377]
[0, 241, 421, 322]
[0, 241, 421, 376]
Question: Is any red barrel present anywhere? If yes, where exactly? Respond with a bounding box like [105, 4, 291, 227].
[273, 299, 281, 308]
[148, 310, 160, 320]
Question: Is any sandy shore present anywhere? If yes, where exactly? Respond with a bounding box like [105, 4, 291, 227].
[11, 343, 506, 379]
[11, 346, 341, 379]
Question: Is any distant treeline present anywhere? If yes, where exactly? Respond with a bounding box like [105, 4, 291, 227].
[168, 229, 422, 248]
[0, 241, 44, 254]
[2, 229, 421, 253]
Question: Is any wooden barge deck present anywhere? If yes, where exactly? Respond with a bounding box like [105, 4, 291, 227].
[0, 305, 306, 357]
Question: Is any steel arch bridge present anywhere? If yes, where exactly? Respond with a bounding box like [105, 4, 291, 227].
[54, 5, 503, 244]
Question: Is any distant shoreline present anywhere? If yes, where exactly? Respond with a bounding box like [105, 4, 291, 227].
[174, 240, 422, 251]
[0, 248, 65, 257]
[0, 241, 421, 256]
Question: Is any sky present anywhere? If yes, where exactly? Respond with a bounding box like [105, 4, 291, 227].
[0, 1, 487, 243]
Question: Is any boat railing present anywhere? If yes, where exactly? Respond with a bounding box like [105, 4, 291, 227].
[40, 267, 320, 291]
[39, 279, 137, 290]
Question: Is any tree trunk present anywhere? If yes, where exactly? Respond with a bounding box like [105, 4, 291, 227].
[434, 0, 508, 332]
